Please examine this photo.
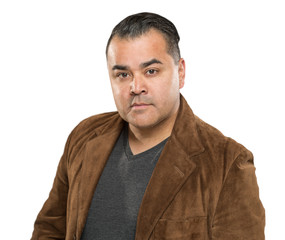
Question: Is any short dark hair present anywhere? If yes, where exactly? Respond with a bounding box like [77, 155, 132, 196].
[106, 12, 181, 63]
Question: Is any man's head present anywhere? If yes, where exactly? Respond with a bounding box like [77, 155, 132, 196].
[106, 12, 181, 64]
[106, 12, 185, 131]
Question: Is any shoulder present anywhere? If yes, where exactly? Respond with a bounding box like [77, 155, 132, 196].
[64, 111, 122, 160]
[72, 111, 120, 137]
[194, 115, 253, 167]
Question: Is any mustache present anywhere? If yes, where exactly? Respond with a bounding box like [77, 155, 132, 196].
[130, 96, 152, 106]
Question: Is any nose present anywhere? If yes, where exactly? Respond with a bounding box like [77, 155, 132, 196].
[130, 75, 147, 95]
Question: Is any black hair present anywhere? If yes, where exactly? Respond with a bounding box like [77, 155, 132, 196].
[106, 12, 181, 63]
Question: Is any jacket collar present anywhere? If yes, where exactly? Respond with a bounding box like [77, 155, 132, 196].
[171, 94, 205, 158]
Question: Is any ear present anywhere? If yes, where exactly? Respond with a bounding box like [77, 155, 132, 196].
[178, 58, 185, 89]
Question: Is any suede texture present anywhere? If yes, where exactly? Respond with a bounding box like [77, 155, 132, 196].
[31, 95, 265, 240]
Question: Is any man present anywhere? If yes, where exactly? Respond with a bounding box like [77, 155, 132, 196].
[31, 12, 265, 239]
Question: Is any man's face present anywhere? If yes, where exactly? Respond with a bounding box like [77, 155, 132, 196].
[107, 29, 185, 130]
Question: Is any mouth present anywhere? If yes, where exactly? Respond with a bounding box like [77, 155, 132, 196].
[131, 103, 151, 110]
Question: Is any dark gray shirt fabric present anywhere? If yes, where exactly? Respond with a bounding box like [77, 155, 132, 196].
[81, 126, 168, 240]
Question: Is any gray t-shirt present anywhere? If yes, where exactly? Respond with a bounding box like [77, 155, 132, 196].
[81, 126, 168, 240]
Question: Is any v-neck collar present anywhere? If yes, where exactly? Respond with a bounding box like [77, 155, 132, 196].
[123, 125, 169, 161]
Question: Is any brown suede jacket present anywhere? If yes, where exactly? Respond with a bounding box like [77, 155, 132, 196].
[31, 95, 265, 240]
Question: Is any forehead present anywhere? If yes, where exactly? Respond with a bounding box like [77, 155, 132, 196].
[107, 29, 170, 67]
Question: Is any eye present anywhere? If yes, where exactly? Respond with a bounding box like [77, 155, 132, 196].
[146, 69, 158, 76]
[117, 72, 130, 79]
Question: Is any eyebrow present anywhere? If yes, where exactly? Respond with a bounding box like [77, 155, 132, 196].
[112, 65, 129, 71]
[111, 58, 162, 71]
[140, 58, 163, 68]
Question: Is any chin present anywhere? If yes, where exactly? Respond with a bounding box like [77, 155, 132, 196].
[127, 116, 153, 128]
[128, 117, 163, 130]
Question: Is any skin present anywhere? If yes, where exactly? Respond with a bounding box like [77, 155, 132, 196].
[107, 29, 185, 154]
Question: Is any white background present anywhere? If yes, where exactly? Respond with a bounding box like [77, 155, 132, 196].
[0, 0, 284, 239]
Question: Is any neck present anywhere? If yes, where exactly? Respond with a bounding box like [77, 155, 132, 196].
[128, 109, 179, 155]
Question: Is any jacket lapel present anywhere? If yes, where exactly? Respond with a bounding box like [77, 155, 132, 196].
[135, 95, 205, 240]
[77, 116, 124, 236]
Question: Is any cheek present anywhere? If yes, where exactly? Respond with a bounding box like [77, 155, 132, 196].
[156, 77, 180, 108]
[110, 82, 120, 104]
[158, 74, 180, 96]
[111, 83, 129, 108]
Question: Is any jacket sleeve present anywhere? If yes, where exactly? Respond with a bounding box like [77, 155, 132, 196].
[31, 134, 72, 240]
[211, 149, 265, 239]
